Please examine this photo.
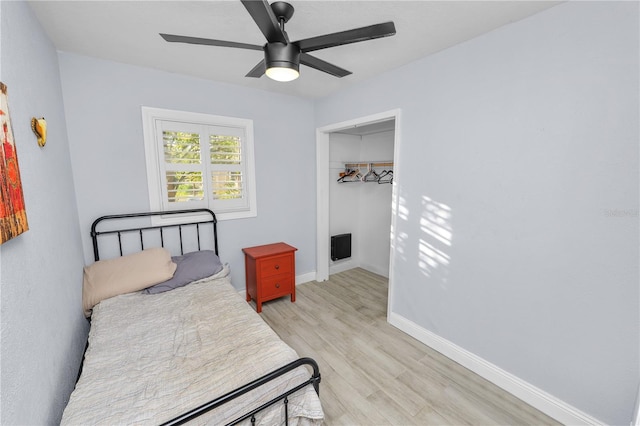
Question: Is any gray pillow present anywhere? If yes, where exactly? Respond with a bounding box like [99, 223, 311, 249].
[142, 250, 223, 294]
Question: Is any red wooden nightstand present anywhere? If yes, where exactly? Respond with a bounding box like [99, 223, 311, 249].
[242, 242, 297, 313]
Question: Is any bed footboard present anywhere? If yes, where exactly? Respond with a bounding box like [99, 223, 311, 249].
[161, 357, 321, 426]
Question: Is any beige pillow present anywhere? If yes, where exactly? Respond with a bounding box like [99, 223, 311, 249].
[83, 247, 177, 317]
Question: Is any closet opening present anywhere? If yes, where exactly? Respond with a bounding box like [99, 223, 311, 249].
[316, 109, 401, 318]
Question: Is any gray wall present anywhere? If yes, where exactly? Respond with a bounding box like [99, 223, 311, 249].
[0, 2, 87, 424]
[1, 1, 637, 424]
[316, 2, 639, 424]
[58, 53, 316, 289]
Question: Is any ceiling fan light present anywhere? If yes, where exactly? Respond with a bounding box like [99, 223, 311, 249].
[266, 66, 299, 82]
[264, 42, 300, 82]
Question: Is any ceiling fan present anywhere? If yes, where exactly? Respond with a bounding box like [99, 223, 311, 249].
[160, 0, 396, 82]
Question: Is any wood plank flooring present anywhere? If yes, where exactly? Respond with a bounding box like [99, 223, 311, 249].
[258, 268, 561, 425]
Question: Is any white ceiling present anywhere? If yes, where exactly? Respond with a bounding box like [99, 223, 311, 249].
[28, 0, 561, 99]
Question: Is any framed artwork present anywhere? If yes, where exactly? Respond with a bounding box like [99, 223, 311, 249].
[0, 82, 28, 244]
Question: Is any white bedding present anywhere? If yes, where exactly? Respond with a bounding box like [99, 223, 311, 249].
[62, 265, 324, 425]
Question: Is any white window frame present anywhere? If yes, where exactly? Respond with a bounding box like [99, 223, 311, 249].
[141, 106, 257, 223]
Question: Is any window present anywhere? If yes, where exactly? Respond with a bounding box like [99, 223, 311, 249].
[142, 107, 257, 222]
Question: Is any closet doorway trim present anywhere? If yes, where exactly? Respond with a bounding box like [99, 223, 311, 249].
[315, 109, 401, 320]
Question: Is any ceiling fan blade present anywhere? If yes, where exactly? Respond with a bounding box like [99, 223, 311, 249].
[160, 33, 263, 51]
[295, 22, 396, 53]
[300, 53, 351, 78]
[240, 0, 288, 44]
[245, 59, 266, 78]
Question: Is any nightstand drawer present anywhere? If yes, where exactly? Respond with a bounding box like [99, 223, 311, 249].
[261, 274, 293, 299]
[260, 255, 293, 278]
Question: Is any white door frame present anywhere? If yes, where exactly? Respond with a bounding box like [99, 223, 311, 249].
[315, 109, 402, 316]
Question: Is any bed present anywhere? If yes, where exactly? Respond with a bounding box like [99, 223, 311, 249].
[62, 209, 323, 425]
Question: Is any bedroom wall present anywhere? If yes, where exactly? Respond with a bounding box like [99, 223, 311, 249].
[0, 2, 87, 424]
[315, 1, 639, 425]
[57, 53, 316, 290]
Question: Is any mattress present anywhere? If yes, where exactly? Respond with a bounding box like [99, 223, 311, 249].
[62, 265, 323, 425]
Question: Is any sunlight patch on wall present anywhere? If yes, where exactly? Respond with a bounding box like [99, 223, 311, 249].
[420, 196, 452, 246]
[391, 193, 410, 263]
[398, 199, 410, 221]
[418, 195, 452, 281]
[418, 239, 450, 277]
[396, 232, 409, 256]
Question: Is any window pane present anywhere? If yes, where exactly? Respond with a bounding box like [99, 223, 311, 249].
[211, 171, 243, 200]
[166, 171, 204, 202]
[210, 135, 241, 165]
[164, 131, 201, 164]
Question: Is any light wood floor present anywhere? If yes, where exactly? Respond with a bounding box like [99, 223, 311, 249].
[258, 268, 561, 425]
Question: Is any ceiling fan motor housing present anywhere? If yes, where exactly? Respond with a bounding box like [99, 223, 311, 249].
[264, 42, 300, 72]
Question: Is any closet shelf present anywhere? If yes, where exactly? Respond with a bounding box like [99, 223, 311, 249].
[344, 161, 393, 169]
[337, 161, 393, 184]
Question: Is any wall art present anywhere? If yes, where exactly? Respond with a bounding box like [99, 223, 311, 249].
[0, 82, 29, 244]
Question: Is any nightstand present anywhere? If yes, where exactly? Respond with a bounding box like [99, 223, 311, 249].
[242, 242, 297, 313]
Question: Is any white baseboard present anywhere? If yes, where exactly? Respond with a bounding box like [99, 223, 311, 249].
[329, 259, 357, 275]
[358, 261, 389, 279]
[295, 271, 316, 285]
[387, 312, 604, 426]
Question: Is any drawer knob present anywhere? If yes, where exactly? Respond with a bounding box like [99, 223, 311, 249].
[275, 283, 280, 288]
[274, 265, 280, 270]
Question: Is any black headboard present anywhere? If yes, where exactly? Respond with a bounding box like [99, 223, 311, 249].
[90, 209, 218, 261]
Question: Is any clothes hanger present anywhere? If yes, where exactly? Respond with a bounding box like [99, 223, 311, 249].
[350, 169, 363, 182]
[378, 169, 393, 184]
[337, 169, 355, 182]
[337, 168, 362, 183]
[362, 167, 379, 182]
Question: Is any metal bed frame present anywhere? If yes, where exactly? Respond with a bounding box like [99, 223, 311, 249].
[88, 209, 321, 425]
[90, 208, 219, 261]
